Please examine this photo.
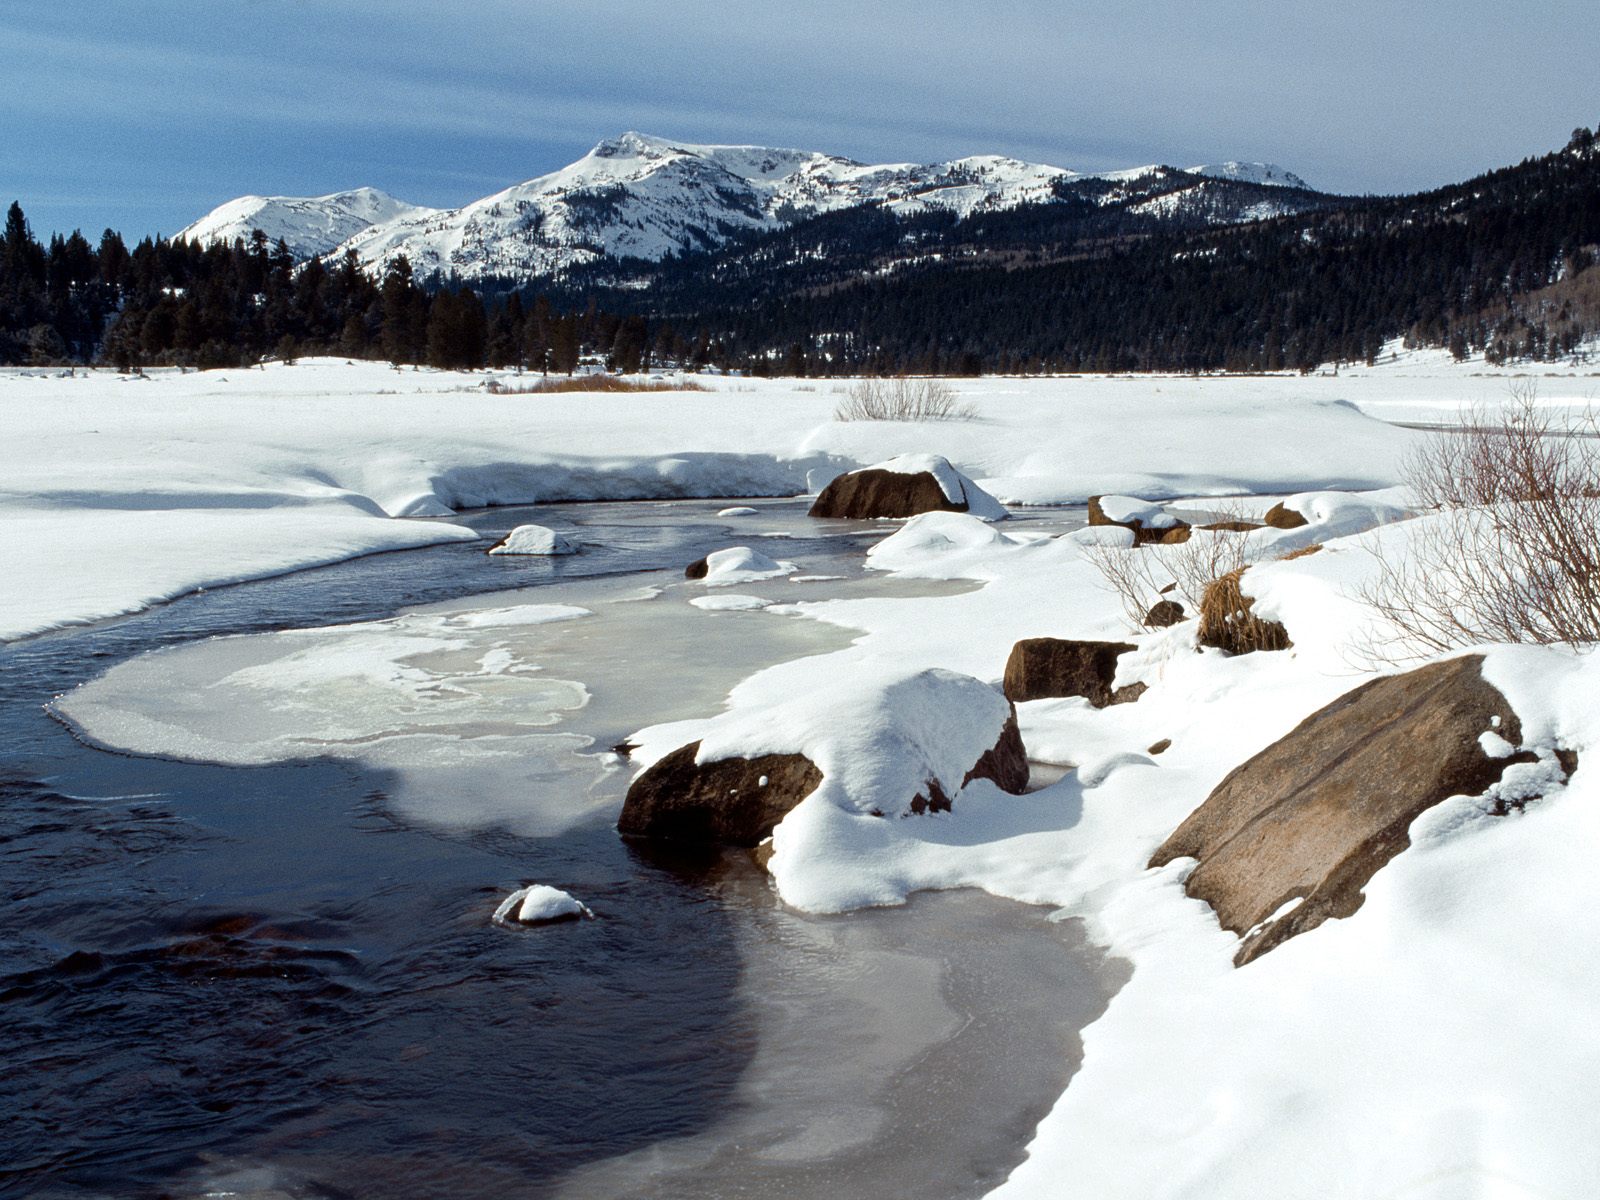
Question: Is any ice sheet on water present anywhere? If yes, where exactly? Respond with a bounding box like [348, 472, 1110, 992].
[52, 569, 862, 837]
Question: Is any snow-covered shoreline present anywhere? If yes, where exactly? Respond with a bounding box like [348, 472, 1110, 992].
[8, 349, 1594, 642]
[13, 350, 1600, 1195]
[627, 496, 1600, 1198]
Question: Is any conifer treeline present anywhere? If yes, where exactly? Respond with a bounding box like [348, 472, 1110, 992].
[0, 208, 718, 373]
[4, 128, 1598, 374]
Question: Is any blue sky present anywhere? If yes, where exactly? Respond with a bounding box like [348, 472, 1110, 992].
[6, 0, 1596, 239]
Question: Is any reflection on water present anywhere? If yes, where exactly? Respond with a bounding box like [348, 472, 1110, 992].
[2, 497, 1108, 1200]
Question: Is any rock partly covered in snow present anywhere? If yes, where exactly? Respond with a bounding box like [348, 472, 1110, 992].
[810, 454, 1008, 521]
[487, 524, 579, 556]
[492, 884, 593, 926]
[1003, 638, 1144, 707]
[1087, 494, 1187, 544]
[683, 546, 797, 585]
[621, 666, 1028, 846]
[1150, 655, 1557, 964]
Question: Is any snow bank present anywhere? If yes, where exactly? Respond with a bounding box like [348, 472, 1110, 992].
[11, 360, 1566, 643]
[864, 511, 1020, 574]
[696, 546, 797, 586]
[492, 884, 593, 926]
[642, 492, 1600, 1198]
[2, 361, 1457, 639]
[487, 524, 579, 555]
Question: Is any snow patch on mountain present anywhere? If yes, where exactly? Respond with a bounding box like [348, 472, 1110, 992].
[1188, 161, 1312, 190]
[177, 188, 439, 259]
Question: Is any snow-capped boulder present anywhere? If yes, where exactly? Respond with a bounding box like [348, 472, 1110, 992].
[1150, 655, 1565, 965]
[618, 666, 1028, 847]
[864, 510, 1018, 573]
[1087, 494, 1187, 545]
[1002, 638, 1143, 707]
[809, 454, 1008, 521]
[487, 524, 578, 556]
[492, 884, 593, 926]
[683, 545, 797, 584]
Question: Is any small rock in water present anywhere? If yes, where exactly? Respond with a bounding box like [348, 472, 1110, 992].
[488, 524, 579, 556]
[493, 884, 593, 926]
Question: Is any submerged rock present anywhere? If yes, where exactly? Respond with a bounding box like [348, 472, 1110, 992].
[1003, 638, 1143, 707]
[1149, 655, 1558, 965]
[493, 884, 593, 926]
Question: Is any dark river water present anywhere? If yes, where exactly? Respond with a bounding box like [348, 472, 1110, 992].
[0, 498, 1119, 1200]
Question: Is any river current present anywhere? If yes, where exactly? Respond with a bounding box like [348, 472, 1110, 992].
[1, 497, 1121, 1200]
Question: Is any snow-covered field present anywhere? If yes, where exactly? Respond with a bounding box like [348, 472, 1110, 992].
[6, 348, 1594, 643]
[11, 348, 1600, 1195]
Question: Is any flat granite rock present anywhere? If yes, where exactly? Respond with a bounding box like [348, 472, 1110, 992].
[1150, 655, 1546, 965]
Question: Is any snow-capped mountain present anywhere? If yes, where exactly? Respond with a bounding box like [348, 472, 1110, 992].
[333, 132, 1081, 281]
[179, 133, 1319, 283]
[175, 188, 438, 259]
[1187, 161, 1311, 190]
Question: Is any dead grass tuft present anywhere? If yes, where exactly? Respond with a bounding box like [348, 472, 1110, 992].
[1197, 568, 1293, 655]
[487, 376, 708, 395]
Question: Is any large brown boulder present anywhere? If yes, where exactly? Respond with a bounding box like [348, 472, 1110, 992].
[810, 468, 966, 519]
[1003, 638, 1143, 707]
[617, 744, 824, 846]
[619, 711, 1029, 847]
[1149, 655, 1547, 965]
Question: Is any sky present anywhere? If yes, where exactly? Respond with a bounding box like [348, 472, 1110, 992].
[5, 0, 1597, 240]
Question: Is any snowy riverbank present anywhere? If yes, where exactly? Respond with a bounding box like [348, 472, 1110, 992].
[14, 350, 1600, 1195]
[7, 350, 1595, 641]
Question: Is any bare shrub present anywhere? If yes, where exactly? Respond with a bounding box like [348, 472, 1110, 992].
[1084, 501, 1261, 629]
[1362, 384, 1600, 655]
[832, 377, 976, 422]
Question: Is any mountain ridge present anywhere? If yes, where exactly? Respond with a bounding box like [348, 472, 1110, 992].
[175, 133, 1321, 280]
